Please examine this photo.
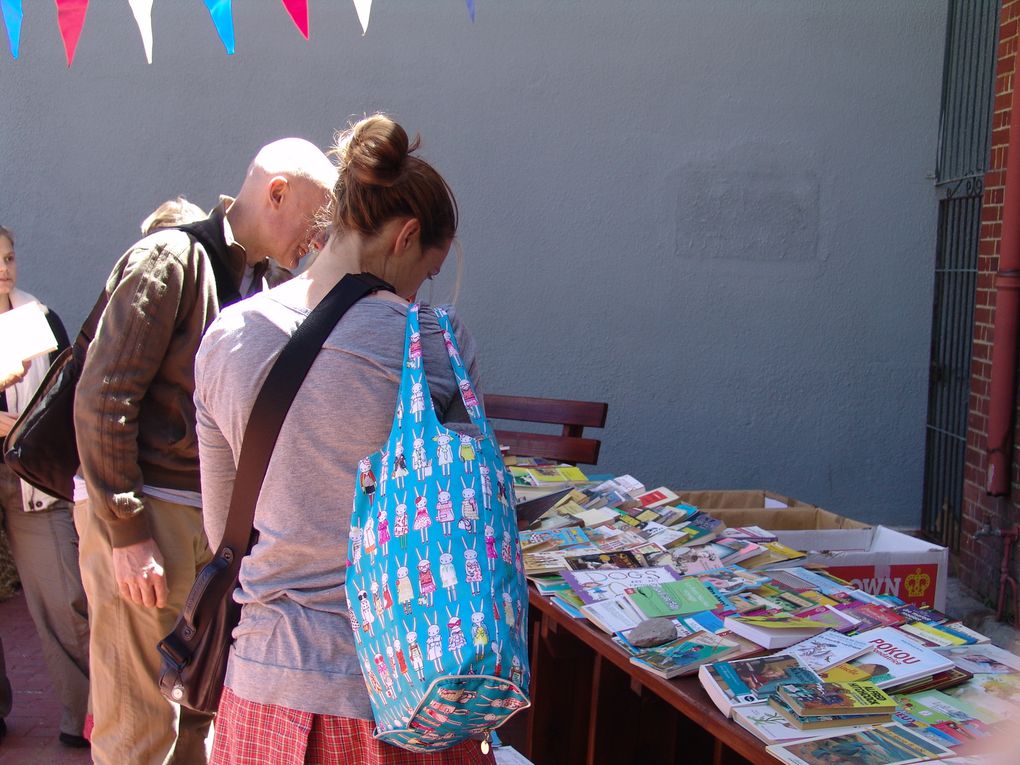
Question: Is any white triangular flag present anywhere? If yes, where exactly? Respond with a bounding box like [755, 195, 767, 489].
[352, 0, 371, 35]
[128, 0, 153, 63]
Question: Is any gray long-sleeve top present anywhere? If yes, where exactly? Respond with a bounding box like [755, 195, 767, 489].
[195, 286, 478, 718]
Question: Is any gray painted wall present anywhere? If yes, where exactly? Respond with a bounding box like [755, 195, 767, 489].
[0, 1, 946, 526]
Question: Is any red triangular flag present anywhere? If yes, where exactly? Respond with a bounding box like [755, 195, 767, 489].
[281, 0, 308, 39]
[54, 0, 88, 67]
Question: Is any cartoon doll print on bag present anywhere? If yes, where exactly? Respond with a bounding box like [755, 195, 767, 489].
[438, 544, 457, 596]
[442, 329, 461, 365]
[346, 305, 530, 752]
[378, 509, 391, 555]
[459, 480, 478, 532]
[479, 464, 492, 511]
[408, 331, 422, 368]
[350, 526, 364, 573]
[396, 560, 414, 614]
[394, 495, 409, 548]
[445, 607, 467, 664]
[463, 542, 483, 596]
[392, 441, 409, 489]
[434, 430, 454, 476]
[381, 571, 394, 613]
[412, 495, 431, 543]
[471, 609, 489, 660]
[458, 433, 476, 473]
[416, 552, 436, 607]
[436, 484, 454, 535]
[412, 431, 432, 480]
[359, 457, 377, 505]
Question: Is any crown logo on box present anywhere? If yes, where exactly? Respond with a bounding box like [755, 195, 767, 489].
[904, 568, 931, 598]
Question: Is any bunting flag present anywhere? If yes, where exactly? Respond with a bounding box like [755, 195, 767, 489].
[281, 0, 308, 39]
[6, 1, 483, 66]
[204, 0, 234, 54]
[0, 0, 23, 58]
[128, 0, 153, 63]
[352, 0, 371, 35]
[55, 0, 89, 67]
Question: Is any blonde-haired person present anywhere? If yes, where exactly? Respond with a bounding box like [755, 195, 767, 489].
[196, 115, 493, 765]
[0, 226, 90, 749]
[140, 196, 206, 235]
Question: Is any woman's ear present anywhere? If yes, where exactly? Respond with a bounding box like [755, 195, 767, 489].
[395, 218, 421, 255]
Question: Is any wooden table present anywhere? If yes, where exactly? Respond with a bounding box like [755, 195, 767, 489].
[498, 588, 775, 765]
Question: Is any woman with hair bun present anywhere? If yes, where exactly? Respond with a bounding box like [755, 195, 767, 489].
[196, 115, 494, 764]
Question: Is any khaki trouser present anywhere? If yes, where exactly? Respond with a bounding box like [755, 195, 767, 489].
[75, 495, 214, 765]
[0, 464, 89, 737]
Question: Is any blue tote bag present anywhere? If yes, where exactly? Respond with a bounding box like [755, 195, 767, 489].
[345, 304, 530, 752]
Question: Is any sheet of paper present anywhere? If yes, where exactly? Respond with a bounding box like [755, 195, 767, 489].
[0, 302, 58, 365]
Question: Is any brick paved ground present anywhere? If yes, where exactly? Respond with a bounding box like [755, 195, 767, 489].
[0, 591, 90, 765]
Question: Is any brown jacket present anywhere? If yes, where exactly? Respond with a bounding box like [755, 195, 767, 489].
[74, 202, 288, 547]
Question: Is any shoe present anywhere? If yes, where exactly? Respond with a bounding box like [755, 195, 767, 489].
[58, 732, 90, 748]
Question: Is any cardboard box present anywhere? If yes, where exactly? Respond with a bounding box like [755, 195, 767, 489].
[776, 527, 947, 612]
[674, 489, 816, 512]
[679, 490, 948, 611]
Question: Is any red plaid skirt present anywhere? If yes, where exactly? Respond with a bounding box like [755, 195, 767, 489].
[211, 687, 498, 765]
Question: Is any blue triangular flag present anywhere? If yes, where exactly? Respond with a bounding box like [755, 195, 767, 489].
[0, 0, 23, 58]
[466, 0, 475, 22]
[204, 0, 235, 55]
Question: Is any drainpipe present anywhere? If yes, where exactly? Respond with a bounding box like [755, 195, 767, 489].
[986, 48, 1020, 495]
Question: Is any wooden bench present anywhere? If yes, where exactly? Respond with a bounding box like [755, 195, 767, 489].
[483, 394, 609, 465]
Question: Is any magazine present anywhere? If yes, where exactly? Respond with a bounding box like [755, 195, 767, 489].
[667, 545, 728, 575]
[777, 681, 896, 716]
[819, 627, 954, 689]
[723, 615, 830, 650]
[733, 703, 876, 746]
[629, 632, 741, 679]
[793, 604, 862, 634]
[698, 654, 820, 717]
[779, 630, 872, 672]
[942, 657, 1020, 723]
[579, 592, 647, 634]
[560, 565, 679, 605]
[764, 723, 953, 765]
[625, 578, 720, 618]
[565, 550, 651, 570]
[940, 643, 1020, 676]
[767, 694, 893, 731]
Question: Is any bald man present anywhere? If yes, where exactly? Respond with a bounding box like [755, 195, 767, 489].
[73, 139, 337, 765]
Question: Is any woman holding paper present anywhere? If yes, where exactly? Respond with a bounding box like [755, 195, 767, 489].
[0, 225, 90, 749]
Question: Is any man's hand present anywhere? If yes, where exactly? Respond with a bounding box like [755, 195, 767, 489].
[112, 538, 168, 608]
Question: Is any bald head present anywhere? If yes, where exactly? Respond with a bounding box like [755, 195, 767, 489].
[245, 137, 338, 190]
[229, 138, 337, 270]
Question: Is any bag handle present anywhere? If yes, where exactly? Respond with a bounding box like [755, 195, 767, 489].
[394, 305, 491, 441]
[216, 273, 394, 564]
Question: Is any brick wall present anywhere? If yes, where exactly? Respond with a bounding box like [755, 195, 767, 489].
[961, 0, 1020, 610]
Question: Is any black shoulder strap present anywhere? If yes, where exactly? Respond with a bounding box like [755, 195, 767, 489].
[77, 290, 111, 351]
[218, 273, 394, 557]
[43, 308, 71, 366]
[176, 219, 243, 309]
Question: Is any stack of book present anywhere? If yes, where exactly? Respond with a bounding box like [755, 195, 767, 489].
[768, 681, 897, 730]
[518, 475, 1020, 763]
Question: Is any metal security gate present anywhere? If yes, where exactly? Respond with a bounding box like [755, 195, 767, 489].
[921, 0, 999, 549]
